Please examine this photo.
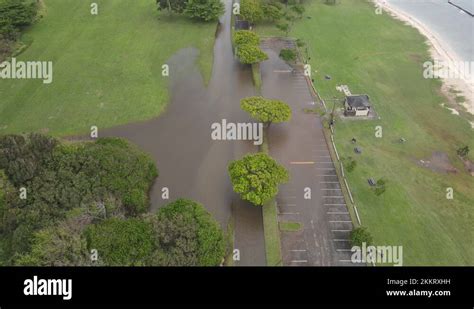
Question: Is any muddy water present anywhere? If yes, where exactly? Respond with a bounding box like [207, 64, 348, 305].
[100, 0, 265, 264]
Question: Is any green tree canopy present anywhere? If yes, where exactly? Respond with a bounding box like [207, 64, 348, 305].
[185, 0, 224, 21]
[146, 198, 226, 266]
[241, 96, 292, 126]
[240, 0, 264, 24]
[85, 217, 155, 266]
[236, 43, 268, 65]
[228, 153, 289, 206]
[234, 30, 260, 47]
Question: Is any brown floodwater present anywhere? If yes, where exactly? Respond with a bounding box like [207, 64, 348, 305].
[99, 0, 266, 264]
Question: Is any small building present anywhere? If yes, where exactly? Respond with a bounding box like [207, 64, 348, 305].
[344, 95, 371, 117]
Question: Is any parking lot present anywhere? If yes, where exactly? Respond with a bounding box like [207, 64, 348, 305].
[261, 39, 364, 266]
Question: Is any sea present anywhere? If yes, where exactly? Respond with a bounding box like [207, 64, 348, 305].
[386, 0, 474, 62]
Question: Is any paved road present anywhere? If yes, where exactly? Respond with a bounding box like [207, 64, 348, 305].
[260, 40, 363, 266]
[100, 0, 266, 266]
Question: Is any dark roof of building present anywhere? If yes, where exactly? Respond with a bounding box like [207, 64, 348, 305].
[346, 95, 371, 108]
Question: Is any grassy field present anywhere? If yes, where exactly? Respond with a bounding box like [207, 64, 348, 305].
[258, 1, 473, 265]
[0, 0, 216, 136]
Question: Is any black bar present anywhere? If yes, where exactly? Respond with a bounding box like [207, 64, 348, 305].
[0, 267, 471, 306]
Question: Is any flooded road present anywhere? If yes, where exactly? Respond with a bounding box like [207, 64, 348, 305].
[101, 0, 266, 265]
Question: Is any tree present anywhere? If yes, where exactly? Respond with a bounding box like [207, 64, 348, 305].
[240, 0, 264, 24]
[0, 134, 158, 263]
[234, 30, 260, 47]
[240, 96, 292, 127]
[350, 227, 373, 247]
[146, 199, 226, 266]
[14, 215, 95, 266]
[185, 0, 224, 21]
[236, 43, 268, 65]
[85, 218, 154, 266]
[228, 153, 289, 205]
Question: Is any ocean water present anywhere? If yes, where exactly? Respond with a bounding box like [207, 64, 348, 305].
[386, 0, 474, 62]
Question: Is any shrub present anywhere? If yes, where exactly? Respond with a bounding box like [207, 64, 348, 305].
[147, 199, 226, 266]
[234, 30, 259, 47]
[279, 48, 297, 62]
[350, 227, 373, 247]
[85, 218, 154, 266]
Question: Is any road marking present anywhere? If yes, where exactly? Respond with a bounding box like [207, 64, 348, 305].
[316, 162, 333, 164]
[324, 203, 346, 206]
[337, 249, 352, 252]
[291, 260, 308, 263]
[327, 212, 349, 215]
[316, 168, 335, 170]
[320, 181, 340, 184]
[329, 220, 352, 223]
[333, 239, 350, 242]
[280, 212, 300, 215]
[274, 70, 292, 73]
[332, 229, 351, 232]
[339, 260, 353, 263]
[290, 249, 307, 252]
[290, 161, 315, 165]
[324, 196, 345, 198]
[321, 188, 342, 191]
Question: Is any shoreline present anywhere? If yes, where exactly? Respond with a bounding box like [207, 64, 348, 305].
[373, 0, 474, 119]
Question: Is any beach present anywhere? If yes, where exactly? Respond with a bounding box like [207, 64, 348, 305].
[373, 0, 474, 117]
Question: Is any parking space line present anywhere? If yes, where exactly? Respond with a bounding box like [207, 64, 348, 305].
[291, 260, 308, 263]
[329, 220, 352, 223]
[323, 196, 345, 198]
[280, 212, 300, 215]
[333, 239, 350, 242]
[327, 212, 349, 215]
[332, 229, 351, 232]
[337, 249, 352, 252]
[321, 188, 342, 190]
[290, 249, 307, 252]
[290, 161, 315, 165]
[324, 203, 346, 206]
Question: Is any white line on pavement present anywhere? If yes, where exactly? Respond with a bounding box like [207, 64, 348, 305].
[327, 212, 349, 215]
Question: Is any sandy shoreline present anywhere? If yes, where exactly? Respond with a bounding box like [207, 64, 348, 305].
[372, 0, 474, 118]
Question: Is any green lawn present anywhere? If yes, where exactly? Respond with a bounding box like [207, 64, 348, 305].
[258, 1, 473, 265]
[0, 0, 216, 136]
[263, 199, 282, 266]
[279, 221, 302, 232]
